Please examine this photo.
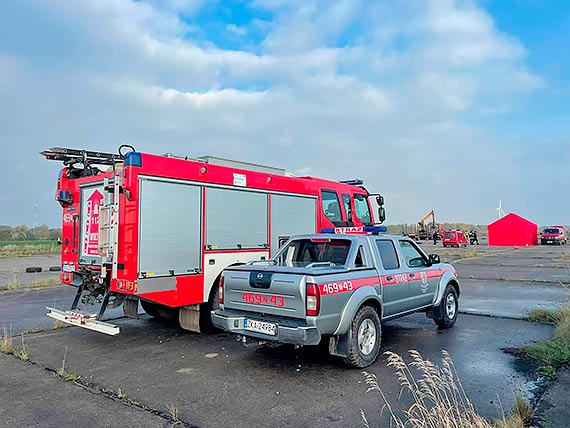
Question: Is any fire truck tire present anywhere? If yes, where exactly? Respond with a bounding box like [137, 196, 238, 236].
[140, 300, 178, 320]
[341, 305, 381, 368]
[434, 285, 458, 329]
[25, 267, 42, 273]
[200, 284, 220, 332]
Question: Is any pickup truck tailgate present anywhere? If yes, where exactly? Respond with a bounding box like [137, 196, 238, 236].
[223, 268, 307, 319]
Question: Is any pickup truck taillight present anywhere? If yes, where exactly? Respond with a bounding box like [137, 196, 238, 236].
[306, 282, 320, 316]
[218, 275, 224, 304]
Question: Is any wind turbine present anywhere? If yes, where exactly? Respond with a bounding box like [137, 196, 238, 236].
[495, 199, 505, 219]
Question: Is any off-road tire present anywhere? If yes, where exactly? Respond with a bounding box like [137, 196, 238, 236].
[200, 282, 220, 332]
[434, 285, 458, 329]
[140, 300, 177, 320]
[341, 305, 381, 368]
[25, 267, 42, 273]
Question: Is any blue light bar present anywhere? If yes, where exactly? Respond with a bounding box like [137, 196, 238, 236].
[124, 151, 142, 167]
[340, 179, 364, 186]
[321, 228, 335, 234]
[363, 226, 387, 234]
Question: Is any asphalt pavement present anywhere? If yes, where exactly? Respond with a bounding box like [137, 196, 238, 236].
[1, 243, 569, 427]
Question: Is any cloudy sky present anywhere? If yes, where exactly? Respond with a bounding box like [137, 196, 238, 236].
[1, 0, 568, 227]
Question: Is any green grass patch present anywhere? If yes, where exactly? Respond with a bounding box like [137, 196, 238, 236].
[523, 306, 570, 375]
[528, 308, 565, 324]
[522, 339, 570, 368]
[0, 241, 59, 258]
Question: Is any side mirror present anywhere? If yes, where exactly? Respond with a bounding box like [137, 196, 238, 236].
[428, 254, 440, 265]
[376, 195, 384, 206]
[377, 207, 386, 223]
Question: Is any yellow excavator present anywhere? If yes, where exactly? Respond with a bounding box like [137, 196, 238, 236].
[417, 210, 436, 240]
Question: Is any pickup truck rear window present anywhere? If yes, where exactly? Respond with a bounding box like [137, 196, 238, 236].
[281, 238, 351, 267]
[375, 240, 399, 270]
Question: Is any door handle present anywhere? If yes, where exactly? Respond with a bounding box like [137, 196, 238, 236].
[409, 273, 415, 278]
[386, 276, 393, 281]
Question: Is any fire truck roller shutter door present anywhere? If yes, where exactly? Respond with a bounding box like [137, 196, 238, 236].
[138, 179, 202, 280]
[270, 194, 317, 256]
[206, 187, 268, 250]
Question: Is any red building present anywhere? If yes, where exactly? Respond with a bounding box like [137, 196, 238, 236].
[487, 213, 538, 246]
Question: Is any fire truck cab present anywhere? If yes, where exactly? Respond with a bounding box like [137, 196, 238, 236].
[42, 147, 386, 335]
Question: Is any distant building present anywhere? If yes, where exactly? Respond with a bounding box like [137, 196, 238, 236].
[487, 213, 538, 246]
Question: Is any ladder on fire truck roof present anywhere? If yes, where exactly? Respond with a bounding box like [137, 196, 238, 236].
[98, 173, 122, 282]
[40, 147, 124, 165]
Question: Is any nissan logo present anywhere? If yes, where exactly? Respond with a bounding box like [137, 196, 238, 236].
[257, 273, 264, 279]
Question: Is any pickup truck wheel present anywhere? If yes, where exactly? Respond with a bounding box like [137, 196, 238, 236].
[434, 285, 458, 329]
[342, 306, 381, 368]
[200, 282, 220, 332]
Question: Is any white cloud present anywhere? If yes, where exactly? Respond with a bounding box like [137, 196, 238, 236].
[0, 0, 559, 227]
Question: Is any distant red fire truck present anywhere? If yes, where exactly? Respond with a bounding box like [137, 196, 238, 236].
[42, 147, 385, 334]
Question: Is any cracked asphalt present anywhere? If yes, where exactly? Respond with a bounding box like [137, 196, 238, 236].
[0, 243, 568, 427]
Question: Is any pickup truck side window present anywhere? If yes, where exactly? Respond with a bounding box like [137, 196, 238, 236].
[399, 240, 428, 268]
[321, 190, 343, 225]
[375, 240, 399, 270]
[354, 245, 369, 268]
[354, 194, 372, 225]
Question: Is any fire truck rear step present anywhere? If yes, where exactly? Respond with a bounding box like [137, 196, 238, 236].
[46, 307, 120, 336]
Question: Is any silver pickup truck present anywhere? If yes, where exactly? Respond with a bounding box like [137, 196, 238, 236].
[212, 233, 460, 367]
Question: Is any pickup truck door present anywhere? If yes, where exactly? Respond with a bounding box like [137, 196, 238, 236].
[373, 238, 413, 317]
[397, 240, 435, 308]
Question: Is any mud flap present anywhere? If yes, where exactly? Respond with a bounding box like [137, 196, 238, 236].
[426, 305, 444, 320]
[329, 331, 351, 357]
[179, 305, 201, 333]
[123, 297, 139, 319]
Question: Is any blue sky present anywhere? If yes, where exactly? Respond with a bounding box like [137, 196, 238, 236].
[0, 0, 568, 227]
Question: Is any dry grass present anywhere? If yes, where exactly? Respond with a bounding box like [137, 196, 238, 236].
[57, 347, 80, 382]
[3, 273, 60, 291]
[0, 326, 14, 354]
[495, 396, 532, 428]
[17, 333, 29, 361]
[362, 350, 493, 428]
[362, 351, 533, 428]
[0, 242, 59, 258]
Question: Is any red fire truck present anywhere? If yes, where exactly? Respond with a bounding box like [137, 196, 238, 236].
[42, 146, 385, 334]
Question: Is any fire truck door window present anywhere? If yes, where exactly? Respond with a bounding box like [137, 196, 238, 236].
[375, 239, 399, 270]
[270, 194, 316, 257]
[354, 194, 372, 225]
[341, 194, 353, 225]
[206, 187, 268, 250]
[321, 190, 343, 225]
[139, 179, 202, 276]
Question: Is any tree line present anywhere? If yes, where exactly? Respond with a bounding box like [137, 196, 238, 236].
[0, 225, 62, 241]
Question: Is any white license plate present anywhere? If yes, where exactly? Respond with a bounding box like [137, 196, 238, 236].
[244, 319, 277, 336]
[62, 264, 75, 273]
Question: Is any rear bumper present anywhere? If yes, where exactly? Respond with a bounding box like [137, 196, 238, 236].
[211, 310, 321, 346]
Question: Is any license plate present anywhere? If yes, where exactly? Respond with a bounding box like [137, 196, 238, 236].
[62, 264, 75, 272]
[244, 319, 277, 336]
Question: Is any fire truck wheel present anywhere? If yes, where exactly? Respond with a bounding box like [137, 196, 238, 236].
[342, 305, 381, 368]
[140, 300, 177, 320]
[200, 283, 220, 332]
[434, 285, 458, 329]
[25, 267, 42, 273]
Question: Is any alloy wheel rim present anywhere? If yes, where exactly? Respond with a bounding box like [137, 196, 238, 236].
[358, 318, 377, 356]
[446, 294, 456, 319]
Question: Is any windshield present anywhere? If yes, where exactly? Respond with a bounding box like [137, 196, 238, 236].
[544, 228, 561, 234]
[275, 238, 352, 267]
